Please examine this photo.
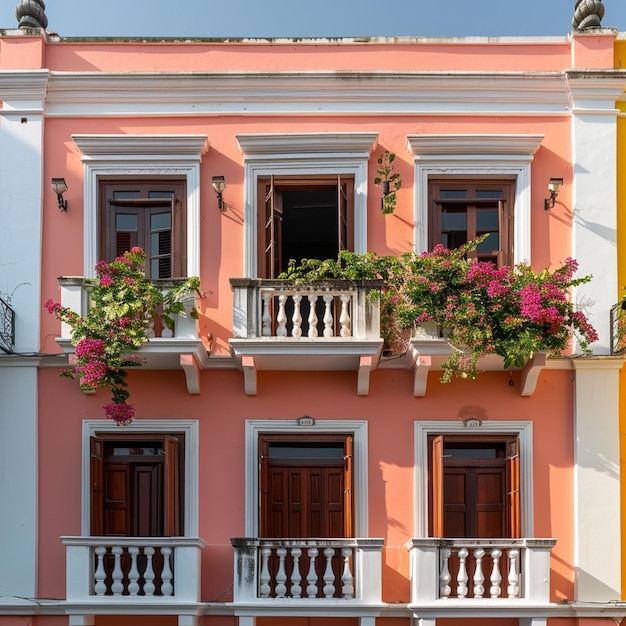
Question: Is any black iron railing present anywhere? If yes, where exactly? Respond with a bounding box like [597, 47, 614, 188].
[0, 296, 15, 353]
[610, 299, 626, 355]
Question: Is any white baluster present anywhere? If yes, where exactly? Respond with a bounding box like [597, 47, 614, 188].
[259, 546, 272, 598]
[290, 548, 302, 599]
[111, 546, 124, 596]
[261, 291, 273, 337]
[341, 547, 354, 599]
[127, 546, 140, 595]
[439, 547, 451, 599]
[276, 294, 288, 337]
[145, 315, 156, 338]
[307, 294, 319, 337]
[339, 294, 351, 337]
[507, 549, 520, 598]
[275, 547, 288, 598]
[161, 546, 173, 596]
[490, 548, 502, 598]
[143, 547, 156, 596]
[306, 547, 319, 597]
[323, 294, 334, 337]
[457, 548, 469, 598]
[291, 294, 302, 338]
[323, 547, 336, 598]
[94, 546, 107, 596]
[473, 548, 485, 598]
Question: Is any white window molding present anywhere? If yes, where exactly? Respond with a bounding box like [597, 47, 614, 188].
[413, 420, 533, 538]
[72, 134, 209, 277]
[245, 419, 369, 537]
[406, 134, 544, 264]
[82, 419, 200, 537]
[236, 132, 378, 277]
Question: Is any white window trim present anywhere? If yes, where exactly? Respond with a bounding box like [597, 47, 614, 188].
[406, 134, 544, 264]
[413, 420, 533, 538]
[82, 419, 200, 537]
[245, 419, 369, 537]
[236, 132, 378, 277]
[72, 134, 209, 277]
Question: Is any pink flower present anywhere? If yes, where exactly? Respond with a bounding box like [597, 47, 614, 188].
[104, 401, 135, 426]
[100, 275, 113, 287]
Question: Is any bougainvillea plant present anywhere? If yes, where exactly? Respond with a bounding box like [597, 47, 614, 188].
[45, 247, 202, 425]
[279, 237, 599, 382]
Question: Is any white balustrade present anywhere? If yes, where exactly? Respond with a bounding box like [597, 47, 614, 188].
[231, 538, 383, 603]
[406, 538, 556, 604]
[230, 278, 382, 341]
[61, 536, 205, 602]
[57, 277, 198, 340]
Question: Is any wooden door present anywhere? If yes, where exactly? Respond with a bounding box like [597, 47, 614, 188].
[260, 435, 353, 538]
[429, 435, 520, 538]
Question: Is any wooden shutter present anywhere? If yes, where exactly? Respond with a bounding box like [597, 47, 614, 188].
[261, 175, 284, 279]
[163, 435, 180, 536]
[506, 437, 521, 538]
[90, 437, 104, 536]
[431, 435, 444, 537]
[343, 435, 353, 537]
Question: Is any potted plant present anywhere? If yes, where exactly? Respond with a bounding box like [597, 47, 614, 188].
[374, 149, 402, 215]
[45, 247, 203, 425]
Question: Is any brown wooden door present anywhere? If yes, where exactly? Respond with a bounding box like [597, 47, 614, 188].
[260, 435, 353, 538]
[90, 435, 181, 537]
[429, 435, 520, 538]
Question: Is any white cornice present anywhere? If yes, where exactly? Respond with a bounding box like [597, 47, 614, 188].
[407, 134, 543, 158]
[72, 134, 209, 159]
[43, 70, 572, 117]
[0, 69, 48, 113]
[237, 132, 378, 156]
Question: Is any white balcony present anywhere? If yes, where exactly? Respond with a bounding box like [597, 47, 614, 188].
[55, 277, 209, 393]
[406, 537, 556, 613]
[229, 279, 384, 395]
[231, 538, 384, 612]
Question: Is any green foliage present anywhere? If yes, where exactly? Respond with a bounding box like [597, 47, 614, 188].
[279, 238, 598, 382]
[45, 247, 203, 424]
[374, 149, 402, 215]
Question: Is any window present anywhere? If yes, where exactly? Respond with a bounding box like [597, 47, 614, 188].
[100, 180, 187, 278]
[90, 433, 184, 537]
[72, 134, 207, 278]
[257, 175, 354, 278]
[428, 434, 520, 538]
[429, 180, 514, 266]
[407, 134, 543, 265]
[236, 132, 377, 277]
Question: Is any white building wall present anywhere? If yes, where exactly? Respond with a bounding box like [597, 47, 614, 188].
[0, 69, 47, 597]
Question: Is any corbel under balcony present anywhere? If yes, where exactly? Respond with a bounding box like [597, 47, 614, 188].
[379, 337, 548, 397]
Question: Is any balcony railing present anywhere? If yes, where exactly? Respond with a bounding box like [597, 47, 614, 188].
[55, 278, 209, 393]
[0, 296, 15, 353]
[231, 538, 384, 604]
[610, 300, 626, 355]
[57, 277, 199, 341]
[61, 536, 205, 602]
[406, 538, 556, 605]
[230, 279, 382, 341]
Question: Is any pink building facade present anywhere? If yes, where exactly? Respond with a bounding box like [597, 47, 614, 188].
[1, 14, 626, 626]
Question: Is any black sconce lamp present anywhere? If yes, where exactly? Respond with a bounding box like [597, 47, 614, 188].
[51, 177, 68, 212]
[544, 177, 563, 211]
[212, 176, 226, 211]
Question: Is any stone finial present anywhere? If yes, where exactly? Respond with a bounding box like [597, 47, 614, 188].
[572, 0, 605, 30]
[15, 0, 48, 29]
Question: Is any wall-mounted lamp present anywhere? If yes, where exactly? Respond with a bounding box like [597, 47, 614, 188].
[212, 175, 226, 211]
[51, 177, 68, 212]
[544, 177, 563, 211]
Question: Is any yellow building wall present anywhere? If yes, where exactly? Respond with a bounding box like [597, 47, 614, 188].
[615, 40, 626, 599]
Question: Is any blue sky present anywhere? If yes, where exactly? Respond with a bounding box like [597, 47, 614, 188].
[2, 0, 626, 38]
